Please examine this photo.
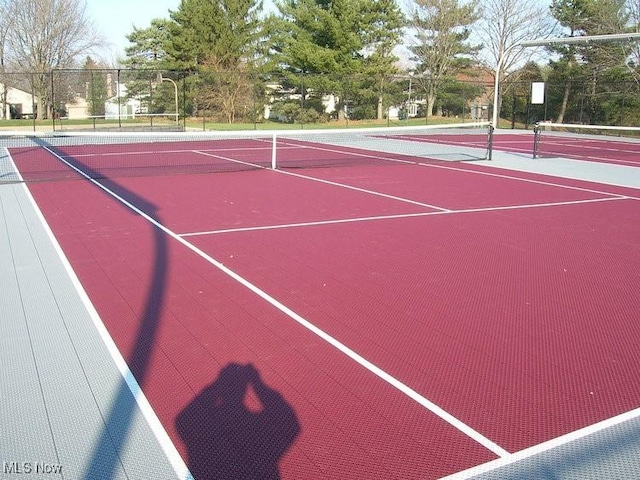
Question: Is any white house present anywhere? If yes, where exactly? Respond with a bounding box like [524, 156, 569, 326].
[104, 82, 143, 120]
[1, 82, 37, 119]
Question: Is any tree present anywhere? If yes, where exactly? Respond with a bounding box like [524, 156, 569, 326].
[272, 0, 362, 120]
[358, 0, 406, 119]
[627, 0, 640, 79]
[1, 0, 101, 119]
[165, 0, 264, 122]
[121, 18, 176, 116]
[167, 0, 264, 70]
[81, 57, 108, 118]
[475, 0, 555, 123]
[549, 0, 632, 122]
[271, 0, 405, 121]
[196, 57, 257, 123]
[123, 18, 174, 70]
[408, 0, 482, 118]
[0, 0, 10, 119]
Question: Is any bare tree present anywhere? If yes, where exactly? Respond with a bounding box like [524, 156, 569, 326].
[2, 0, 101, 119]
[197, 56, 256, 124]
[0, 0, 11, 118]
[626, 0, 640, 81]
[475, 0, 556, 122]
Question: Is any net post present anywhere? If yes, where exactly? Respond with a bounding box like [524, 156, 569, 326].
[271, 133, 277, 169]
[533, 122, 541, 159]
[487, 124, 494, 161]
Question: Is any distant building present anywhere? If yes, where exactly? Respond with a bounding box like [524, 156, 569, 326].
[65, 95, 90, 119]
[104, 83, 143, 120]
[1, 82, 37, 119]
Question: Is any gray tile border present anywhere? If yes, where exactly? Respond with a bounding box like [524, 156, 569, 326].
[1, 182, 185, 480]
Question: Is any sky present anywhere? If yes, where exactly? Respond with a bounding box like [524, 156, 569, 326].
[86, 0, 180, 61]
[85, 0, 276, 62]
[86, 0, 553, 66]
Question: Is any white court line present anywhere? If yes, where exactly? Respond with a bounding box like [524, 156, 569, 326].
[443, 406, 640, 479]
[414, 160, 638, 199]
[4, 147, 192, 480]
[39, 143, 510, 459]
[538, 146, 640, 166]
[251, 135, 637, 200]
[191, 149, 268, 170]
[68, 145, 273, 158]
[178, 196, 627, 237]
[194, 149, 452, 211]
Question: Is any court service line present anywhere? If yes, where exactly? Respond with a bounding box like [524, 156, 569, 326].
[193, 150, 452, 211]
[41, 144, 510, 459]
[4, 147, 192, 480]
[178, 196, 626, 237]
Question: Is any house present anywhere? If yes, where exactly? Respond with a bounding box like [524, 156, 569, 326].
[0, 82, 37, 119]
[65, 95, 90, 119]
[104, 82, 143, 120]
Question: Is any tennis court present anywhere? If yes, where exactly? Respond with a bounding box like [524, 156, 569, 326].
[2, 125, 640, 479]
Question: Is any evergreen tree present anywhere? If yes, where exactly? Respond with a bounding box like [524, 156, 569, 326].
[167, 0, 263, 70]
[81, 56, 108, 117]
[122, 19, 175, 116]
[123, 18, 173, 70]
[271, 0, 405, 121]
[166, 0, 264, 122]
[408, 0, 481, 118]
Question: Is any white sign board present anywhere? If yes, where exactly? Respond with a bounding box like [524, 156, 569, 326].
[531, 82, 545, 105]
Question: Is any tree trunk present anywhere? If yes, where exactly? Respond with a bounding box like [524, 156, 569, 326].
[377, 76, 385, 120]
[556, 79, 571, 123]
[426, 93, 436, 118]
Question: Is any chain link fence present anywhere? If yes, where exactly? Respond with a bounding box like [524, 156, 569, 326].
[1, 68, 495, 131]
[500, 77, 640, 129]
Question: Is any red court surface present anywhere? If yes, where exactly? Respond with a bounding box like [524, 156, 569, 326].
[11, 140, 640, 479]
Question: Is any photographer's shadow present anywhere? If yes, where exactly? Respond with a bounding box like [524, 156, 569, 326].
[176, 363, 300, 479]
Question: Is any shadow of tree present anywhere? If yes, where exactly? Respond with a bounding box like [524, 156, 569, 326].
[176, 363, 300, 480]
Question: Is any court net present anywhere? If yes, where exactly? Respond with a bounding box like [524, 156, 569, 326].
[533, 122, 640, 160]
[1, 122, 493, 183]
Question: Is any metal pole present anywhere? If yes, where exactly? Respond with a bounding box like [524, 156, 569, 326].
[31, 73, 36, 131]
[51, 70, 55, 130]
[493, 33, 640, 128]
[117, 69, 122, 129]
[90, 70, 96, 130]
[161, 76, 179, 123]
[271, 133, 277, 169]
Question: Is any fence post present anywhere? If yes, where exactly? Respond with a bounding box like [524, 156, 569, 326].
[31, 73, 36, 131]
[51, 70, 55, 130]
[117, 69, 122, 129]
